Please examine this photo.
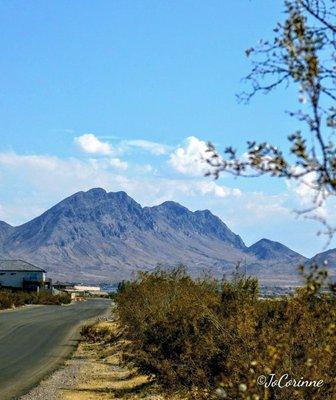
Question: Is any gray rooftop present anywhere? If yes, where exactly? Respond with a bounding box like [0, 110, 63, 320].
[0, 260, 46, 272]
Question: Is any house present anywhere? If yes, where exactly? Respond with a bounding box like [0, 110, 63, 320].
[0, 260, 51, 291]
[52, 281, 77, 299]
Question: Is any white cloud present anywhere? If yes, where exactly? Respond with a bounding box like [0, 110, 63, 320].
[0, 152, 63, 170]
[242, 192, 290, 220]
[169, 136, 210, 176]
[0, 152, 115, 196]
[196, 181, 242, 198]
[286, 171, 329, 219]
[74, 133, 113, 155]
[124, 139, 170, 155]
[109, 158, 128, 171]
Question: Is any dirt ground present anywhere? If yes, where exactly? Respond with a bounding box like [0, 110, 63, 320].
[21, 321, 175, 400]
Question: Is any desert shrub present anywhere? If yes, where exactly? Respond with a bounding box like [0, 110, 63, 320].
[115, 266, 336, 399]
[81, 322, 117, 343]
[0, 290, 14, 309]
[36, 291, 71, 305]
[0, 289, 71, 309]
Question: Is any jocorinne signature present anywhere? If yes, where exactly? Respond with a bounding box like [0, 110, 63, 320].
[257, 374, 324, 389]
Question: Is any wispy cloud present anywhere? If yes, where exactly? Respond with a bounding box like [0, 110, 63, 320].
[50, 128, 75, 134]
[74, 134, 172, 158]
[123, 139, 171, 155]
[109, 158, 128, 171]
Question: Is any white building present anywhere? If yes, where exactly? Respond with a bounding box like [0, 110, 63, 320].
[73, 285, 101, 292]
[0, 260, 49, 291]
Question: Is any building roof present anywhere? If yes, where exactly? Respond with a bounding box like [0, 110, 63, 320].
[53, 281, 75, 288]
[0, 260, 46, 272]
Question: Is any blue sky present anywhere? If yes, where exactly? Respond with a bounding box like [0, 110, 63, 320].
[0, 0, 334, 257]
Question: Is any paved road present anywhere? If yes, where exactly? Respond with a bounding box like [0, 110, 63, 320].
[0, 299, 111, 400]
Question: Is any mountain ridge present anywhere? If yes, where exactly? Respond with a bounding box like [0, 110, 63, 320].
[0, 188, 332, 286]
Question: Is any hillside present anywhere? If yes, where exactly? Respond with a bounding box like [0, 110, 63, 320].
[311, 248, 336, 269]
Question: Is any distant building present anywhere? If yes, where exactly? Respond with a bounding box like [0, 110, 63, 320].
[53, 282, 108, 298]
[73, 285, 101, 292]
[53, 281, 75, 291]
[0, 260, 51, 291]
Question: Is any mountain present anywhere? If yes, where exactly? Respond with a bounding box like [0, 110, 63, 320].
[0, 221, 14, 254]
[146, 201, 246, 249]
[0, 188, 310, 285]
[0, 221, 13, 237]
[247, 239, 305, 263]
[310, 249, 336, 271]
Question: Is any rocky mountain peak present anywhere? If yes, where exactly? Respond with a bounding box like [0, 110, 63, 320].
[248, 238, 305, 261]
[157, 201, 190, 213]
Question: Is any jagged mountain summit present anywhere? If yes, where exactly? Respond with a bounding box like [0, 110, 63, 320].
[0, 187, 327, 286]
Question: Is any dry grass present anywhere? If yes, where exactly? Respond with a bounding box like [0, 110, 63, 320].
[61, 321, 180, 400]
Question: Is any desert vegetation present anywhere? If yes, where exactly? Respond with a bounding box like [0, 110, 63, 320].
[81, 320, 119, 344]
[0, 289, 71, 310]
[115, 266, 336, 399]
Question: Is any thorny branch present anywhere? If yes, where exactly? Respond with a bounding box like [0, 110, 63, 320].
[205, 0, 336, 240]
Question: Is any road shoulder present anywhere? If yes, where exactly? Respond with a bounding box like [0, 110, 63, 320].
[20, 320, 179, 400]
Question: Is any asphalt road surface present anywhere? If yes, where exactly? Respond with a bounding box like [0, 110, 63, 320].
[0, 298, 111, 399]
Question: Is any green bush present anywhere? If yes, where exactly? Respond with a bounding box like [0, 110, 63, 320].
[115, 266, 336, 399]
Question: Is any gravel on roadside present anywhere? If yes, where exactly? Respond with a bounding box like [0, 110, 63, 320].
[19, 358, 85, 400]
